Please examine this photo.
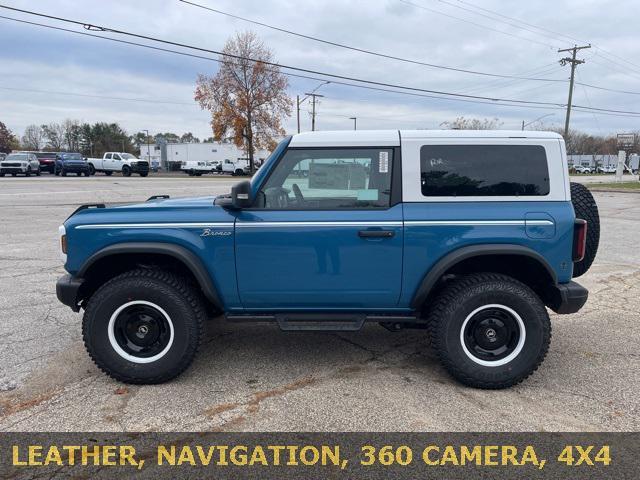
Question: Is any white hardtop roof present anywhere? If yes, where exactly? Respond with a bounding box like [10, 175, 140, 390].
[289, 129, 562, 147]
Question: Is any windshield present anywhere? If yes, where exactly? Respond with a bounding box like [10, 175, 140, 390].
[5, 154, 29, 161]
[60, 153, 83, 161]
[250, 136, 292, 192]
[121, 153, 137, 159]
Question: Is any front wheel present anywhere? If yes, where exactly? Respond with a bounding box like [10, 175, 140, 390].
[83, 269, 205, 384]
[139, 172, 148, 177]
[88, 164, 95, 175]
[122, 165, 131, 177]
[427, 273, 551, 389]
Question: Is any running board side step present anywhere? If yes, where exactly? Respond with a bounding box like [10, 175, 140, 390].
[225, 313, 419, 332]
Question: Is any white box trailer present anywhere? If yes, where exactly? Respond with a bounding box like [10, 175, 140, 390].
[166, 142, 270, 166]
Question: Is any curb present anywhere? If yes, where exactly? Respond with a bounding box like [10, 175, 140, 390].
[587, 188, 640, 194]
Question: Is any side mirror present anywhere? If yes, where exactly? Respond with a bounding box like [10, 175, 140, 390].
[231, 180, 253, 209]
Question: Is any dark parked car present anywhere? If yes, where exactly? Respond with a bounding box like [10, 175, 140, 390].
[55, 152, 91, 176]
[30, 152, 57, 173]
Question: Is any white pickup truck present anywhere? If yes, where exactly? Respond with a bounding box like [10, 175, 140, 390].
[86, 152, 149, 177]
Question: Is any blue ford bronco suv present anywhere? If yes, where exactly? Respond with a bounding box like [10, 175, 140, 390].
[56, 130, 599, 389]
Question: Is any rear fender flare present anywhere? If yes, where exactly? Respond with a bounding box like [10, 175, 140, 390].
[410, 244, 558, 310]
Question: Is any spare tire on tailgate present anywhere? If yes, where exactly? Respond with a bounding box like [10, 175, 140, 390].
[570, 182, 600, 277]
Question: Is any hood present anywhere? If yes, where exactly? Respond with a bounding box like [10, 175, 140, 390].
[64, 196, 234, 229]
[112, 196, 218, 209]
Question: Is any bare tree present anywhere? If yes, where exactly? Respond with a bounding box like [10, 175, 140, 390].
[21, 124, 45, 151]
[41, 122, 66, 151]
[195, 31, 292, 172]
[441, 117, 503, 130]
[62, 119, 83, 152]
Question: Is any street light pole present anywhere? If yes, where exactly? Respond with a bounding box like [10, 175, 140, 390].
[349, 117, 357, 130]
[521, 113, 554, 130]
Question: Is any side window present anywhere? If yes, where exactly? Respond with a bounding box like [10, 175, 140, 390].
[105, 153, 112, 160]
[113, 154, 122, 161]
[420, 144, 550, 197]
[257, 148, 393, 209]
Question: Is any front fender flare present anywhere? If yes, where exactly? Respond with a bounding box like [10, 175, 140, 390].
[410, 244, 558, 310]
[78, 242, 223, 310]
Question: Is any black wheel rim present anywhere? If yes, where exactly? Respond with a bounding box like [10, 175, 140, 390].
[112, 304, 171, 359]
[462, 306, 522, 363]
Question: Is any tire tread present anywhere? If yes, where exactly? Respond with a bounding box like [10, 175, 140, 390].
[427, 272, 551, 389]
[82, 268, 205, 384]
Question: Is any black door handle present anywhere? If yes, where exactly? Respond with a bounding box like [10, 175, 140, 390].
[358, 230, 395, 238]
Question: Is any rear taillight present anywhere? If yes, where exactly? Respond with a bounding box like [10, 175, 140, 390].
[573, 219, 587, 262]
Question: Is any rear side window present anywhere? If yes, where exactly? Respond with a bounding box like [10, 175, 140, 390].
[420, 145, 550, 196]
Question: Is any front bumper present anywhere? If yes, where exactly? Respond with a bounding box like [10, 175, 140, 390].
[545, 281, 588, 314]
[56, 274, 84, 312]
[130, 162, 149, 173]
[60, 164, 90, 173]
[1, 166, 27, 173]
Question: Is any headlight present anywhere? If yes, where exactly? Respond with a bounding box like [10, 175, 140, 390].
[59, 225, 67, 263]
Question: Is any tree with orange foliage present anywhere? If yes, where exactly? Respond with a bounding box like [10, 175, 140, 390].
[195, 31, 292, 173]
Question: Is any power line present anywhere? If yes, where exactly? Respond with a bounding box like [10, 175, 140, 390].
[444, 0, 583, 45]
[0, 13, 562, 114]
[178, 0, 564, 82]
[1, 8, 639, 118]
[397, 0, 557, 49]
[0, 5, 565, 107]
[179, 1, 640, 100]
[432, 0, 640, 81]
[0, 85, 196, 105]
[575, 82, 640, 96]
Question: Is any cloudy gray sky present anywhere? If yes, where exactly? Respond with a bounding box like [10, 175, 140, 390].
[1, 0, 639, 140]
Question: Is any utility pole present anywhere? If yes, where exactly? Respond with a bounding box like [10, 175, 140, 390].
[143, 129, 150, 163]
[297, 81, 330, 133]
[296, 95, 301, 133]
[305, 92, 324, 131]
[350, 117, 357, 130]
[558, 44, 591, 138]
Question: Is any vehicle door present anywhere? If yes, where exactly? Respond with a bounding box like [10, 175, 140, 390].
[30, 154, 39, 171]
[101, 153, 113, 170]
[111, 153, 123, 171]
[234, 146, 403, 309]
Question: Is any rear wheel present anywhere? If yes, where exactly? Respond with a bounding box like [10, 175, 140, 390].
[427, 273, 551, 389]
[570, 182, 600, 277]
[36, 167, 41, 176]
[83, 269, 205, 384]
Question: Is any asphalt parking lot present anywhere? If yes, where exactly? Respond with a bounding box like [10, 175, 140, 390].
[0, 175, 638, 432]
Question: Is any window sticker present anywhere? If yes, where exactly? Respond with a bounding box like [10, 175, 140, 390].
[379, 151, 389, 173]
